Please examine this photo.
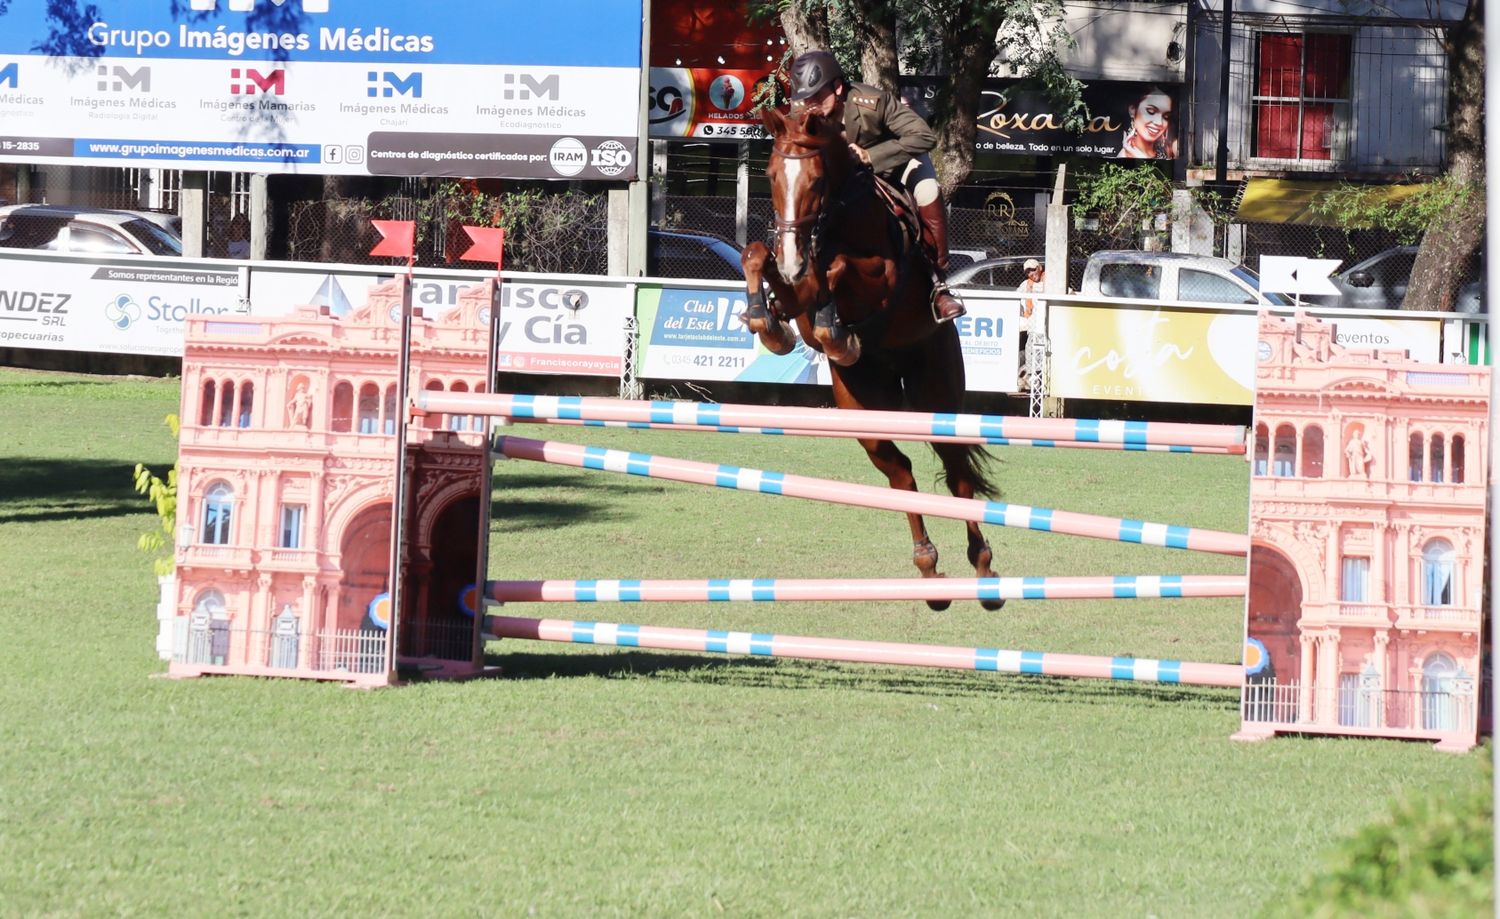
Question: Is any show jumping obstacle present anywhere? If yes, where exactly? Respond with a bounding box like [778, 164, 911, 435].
[414, 388, 1249, 691]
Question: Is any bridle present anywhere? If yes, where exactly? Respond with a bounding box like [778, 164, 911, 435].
[769, 141, 830, 263]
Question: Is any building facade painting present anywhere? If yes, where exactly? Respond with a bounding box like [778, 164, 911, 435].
[1237, 311, 1488, 750]
[160, 278, 496, 686]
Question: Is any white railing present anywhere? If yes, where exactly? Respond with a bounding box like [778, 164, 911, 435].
[173, 620, 388, 676]
[1241, 678, 1475, 733]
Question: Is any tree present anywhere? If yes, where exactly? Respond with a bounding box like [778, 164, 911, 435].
[768, 1, 1076, 197]
[1403, 0, 1483, 311]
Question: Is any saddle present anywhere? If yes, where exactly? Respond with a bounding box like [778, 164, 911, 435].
[866, 171, 926, 262]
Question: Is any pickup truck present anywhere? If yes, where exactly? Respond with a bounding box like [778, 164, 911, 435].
[1079, 251, 1291, 306]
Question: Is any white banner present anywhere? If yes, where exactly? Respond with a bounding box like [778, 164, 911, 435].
[0, 1, 643, 179]
[247, 267, 629, 376]
[0, 256, 245, 356]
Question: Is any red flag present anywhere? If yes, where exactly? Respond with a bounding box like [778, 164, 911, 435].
[458, 225, 504, 269]
[369, 220, 415, 259]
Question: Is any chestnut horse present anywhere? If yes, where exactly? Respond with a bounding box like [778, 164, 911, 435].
[740, 106, 1002, 611]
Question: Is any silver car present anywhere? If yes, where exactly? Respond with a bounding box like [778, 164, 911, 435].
[0, 204, 183, 257]
[1321, 246, 1482, 313]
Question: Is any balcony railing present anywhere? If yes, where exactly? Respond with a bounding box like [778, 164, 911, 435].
[172, 619, 388, 677]
[1396, 605, 1481, 628]
[1243, 679, 1475, 733]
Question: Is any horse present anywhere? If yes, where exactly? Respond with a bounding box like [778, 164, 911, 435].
[739, 105, 1003, 611]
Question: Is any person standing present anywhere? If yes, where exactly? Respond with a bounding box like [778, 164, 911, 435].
[1015, 259, 1046, 391]
[787, 49, 965, 322]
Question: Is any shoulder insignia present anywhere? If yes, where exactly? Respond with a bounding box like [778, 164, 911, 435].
[851, 95, 879, 108]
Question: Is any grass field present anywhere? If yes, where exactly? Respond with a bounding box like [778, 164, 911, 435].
[0, 368, 1489, 916]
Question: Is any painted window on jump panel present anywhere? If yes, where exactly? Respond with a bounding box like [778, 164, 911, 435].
[278, 504, 305, 549]
[1252, 32, 1352, 161]
[1340, 556, 1369, 602]
[1273, 424, 1296, 476]
[1253, 424, 1269, 476]
[1420, 539, 1454, 606]
[202, 482, 234, 545]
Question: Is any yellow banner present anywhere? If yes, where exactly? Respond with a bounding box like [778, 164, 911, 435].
[1049, 305, 1441, 404]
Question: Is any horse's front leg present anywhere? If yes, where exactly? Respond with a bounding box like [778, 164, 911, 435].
[857, 436, 950, 612]
[814, 255, 862, 367]
[740, 242, 798, 355]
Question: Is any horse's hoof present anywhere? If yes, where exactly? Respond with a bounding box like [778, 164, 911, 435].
[926, 598, 952, 612]
[830, 335, 862, 367]
[980, 597, 1006, 613]
[761, 322, 797, 355]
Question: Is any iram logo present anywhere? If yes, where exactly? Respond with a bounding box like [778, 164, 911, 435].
[502, 73, 559, 102]
[0, 63, 17, 89]
[230, 68, 285, 96]
[105, 294, 141, 331]
[367, 71, 422, 99]
[190, 0, 330, 11]
[97, 65, 150, 93]
[548, 137, 585, 177]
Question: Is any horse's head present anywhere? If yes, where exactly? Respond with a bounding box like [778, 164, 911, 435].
[762, 106, 844, 285]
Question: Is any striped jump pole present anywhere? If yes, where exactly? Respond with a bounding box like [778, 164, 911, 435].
[510, 416, 1242, 455]
[419, 391, 1248, 453]
[495, 435, 1251, 557]
[483, 614, 1243, 688]
[487, 574, 1248, 604]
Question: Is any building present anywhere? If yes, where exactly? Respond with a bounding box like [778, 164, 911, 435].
[159, 278, 496, 685]
[1237, 312, 1487, 750]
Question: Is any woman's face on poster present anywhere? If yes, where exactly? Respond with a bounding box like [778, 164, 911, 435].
[1132, 93, 1173, 144]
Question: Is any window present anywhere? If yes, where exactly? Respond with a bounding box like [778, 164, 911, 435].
[1340, 557, 1368, 602]
[1409, 432, 1424, 482]
[1429, 434, 1445, 484]
[357, 383, 380, 434]
[1252, 32, 1352, 160]
[199, 379, 217, 427]
[1421, 652, 1458, 731]
[1452, 435, 1466, 484]
[218, 380, 236, 427]
[1098, 263, 1160, 300]
[449, 380, 470, 431]
[1420, 539, 1454, 606]
[68, 223, 136, 255]
[1301, 426, 1324, 478]
[331, 382, 353, 433]
[202, 482, 234, 545]
[1273, 424, 1296, 476]
[1253, 424, 1269, 476]
[1179, 269, 1256, 305]
[278, 505, 305, 549]
[383, 384, 398, 436]
[237, 381, 254, 428]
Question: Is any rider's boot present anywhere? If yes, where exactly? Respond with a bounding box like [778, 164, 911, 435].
[917, 200, 965, 323]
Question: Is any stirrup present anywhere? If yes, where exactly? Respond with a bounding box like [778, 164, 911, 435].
[930, 284, 965, 323]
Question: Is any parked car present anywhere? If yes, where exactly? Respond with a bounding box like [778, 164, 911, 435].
[949, 255, 1088, 291]
[647, 229, 744, 281]
[1080, 251, 1292, 306]
[0, 204, 183, 257]
[1315, 246, 1483, 313]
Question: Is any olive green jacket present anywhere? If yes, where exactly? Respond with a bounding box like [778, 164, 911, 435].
[841, 82, 937, 180]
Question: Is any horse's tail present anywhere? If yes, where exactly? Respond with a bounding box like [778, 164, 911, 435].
[934, 442, 1002, 501]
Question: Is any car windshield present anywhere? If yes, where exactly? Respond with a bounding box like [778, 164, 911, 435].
[1231, 265, 1292, 306]
[122, 218, 183, 256]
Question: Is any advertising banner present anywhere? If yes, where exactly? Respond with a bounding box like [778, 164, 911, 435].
[1048, 303, 1442, 404]
[0, 256, 244, 356]
[0, 0, 643, 178]
[648, 68, 771, 141]
[636, 286, 1023, 392]
[904, 79, 1181, 160]
[247, 268, 628, 376]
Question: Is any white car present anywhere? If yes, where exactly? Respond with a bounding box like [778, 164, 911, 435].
[0, 204, 183, 257]
[1080, 251, 1292, 306]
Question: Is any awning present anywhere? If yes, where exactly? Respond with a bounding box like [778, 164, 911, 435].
[1235, 178, 1427, 227]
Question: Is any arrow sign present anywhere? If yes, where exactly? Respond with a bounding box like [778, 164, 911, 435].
[1259, 256, 1342, 296]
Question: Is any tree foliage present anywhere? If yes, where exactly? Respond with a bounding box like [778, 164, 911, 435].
[132, 414, 180, 578]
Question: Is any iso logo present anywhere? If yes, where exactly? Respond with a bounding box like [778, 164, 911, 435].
[591, 140, 632, 177]
[549, 137, 586, 177]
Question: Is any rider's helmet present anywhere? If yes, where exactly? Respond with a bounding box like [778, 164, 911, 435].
[788, 50, 844, 102]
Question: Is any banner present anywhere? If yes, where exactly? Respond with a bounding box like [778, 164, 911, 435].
[0, 0, 643, 178]
[248, 268, 629, 376]
[0, 257, 244, 356]
[648, 68, 771, 141]
[636, 286, 1023, 391]
[903, 79, 1181, 160]
[1049, 303, 1442, 404]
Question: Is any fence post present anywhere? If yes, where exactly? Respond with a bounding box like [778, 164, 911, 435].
[735, 141, 750, 247]
[1040, 167, 1069, 418]
[180, 171, 208, 258]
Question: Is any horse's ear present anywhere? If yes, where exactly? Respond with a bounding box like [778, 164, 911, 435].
[760, 105, 787, 136]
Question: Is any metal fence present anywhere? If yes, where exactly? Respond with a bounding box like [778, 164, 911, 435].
[1242, 678, 1475, 733]
[174, 619, 389, 676]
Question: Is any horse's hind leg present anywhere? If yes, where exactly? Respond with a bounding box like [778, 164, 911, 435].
[740, 242, 797, 355]
[933, 442, 1004, 612]
[857, 436, 951, 612]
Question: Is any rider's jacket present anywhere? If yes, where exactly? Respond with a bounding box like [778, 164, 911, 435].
[840, 82, 937, 181]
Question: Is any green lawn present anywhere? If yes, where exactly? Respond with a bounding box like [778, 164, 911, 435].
[0, 368, 1488, 916]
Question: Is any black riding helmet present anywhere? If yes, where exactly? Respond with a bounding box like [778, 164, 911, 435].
[788, 49, 844, 101]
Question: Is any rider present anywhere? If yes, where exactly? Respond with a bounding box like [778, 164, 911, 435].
[787, 49, 965, 322]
